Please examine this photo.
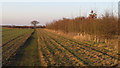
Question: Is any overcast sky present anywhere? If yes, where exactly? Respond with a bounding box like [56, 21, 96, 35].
[2, 1, 118, 26]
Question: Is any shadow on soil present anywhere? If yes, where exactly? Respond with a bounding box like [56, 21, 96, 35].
[3, 31, 35, 66]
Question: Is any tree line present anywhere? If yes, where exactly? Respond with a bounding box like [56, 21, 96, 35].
[46, 11, 118, 41]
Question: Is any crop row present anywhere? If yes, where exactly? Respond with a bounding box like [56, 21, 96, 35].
[2, 28, 33, 65]
[38, 29, 118, 66]
[37, 29, 86, 66]
[2, 29, 32, 45]
[45, 29, 118, 60]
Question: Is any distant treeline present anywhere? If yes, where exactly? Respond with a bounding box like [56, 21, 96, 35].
[2, 25, 46, 29]
[46, 11, 118, 39]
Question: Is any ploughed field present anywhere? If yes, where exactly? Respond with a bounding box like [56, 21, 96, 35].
[2, 28, 118, 66]
[36, 29, 118, 66]
[2, 28, 34, 65]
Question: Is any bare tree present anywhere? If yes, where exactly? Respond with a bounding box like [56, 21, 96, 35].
[31, 20, 39, 29]
[89, 10, 97, 19]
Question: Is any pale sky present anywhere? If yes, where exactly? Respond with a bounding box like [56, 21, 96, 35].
[1, 1, 118, 26]
[0, 0, 119, 2]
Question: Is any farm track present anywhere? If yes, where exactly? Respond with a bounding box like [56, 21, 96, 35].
[37, 31, 47, 66]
